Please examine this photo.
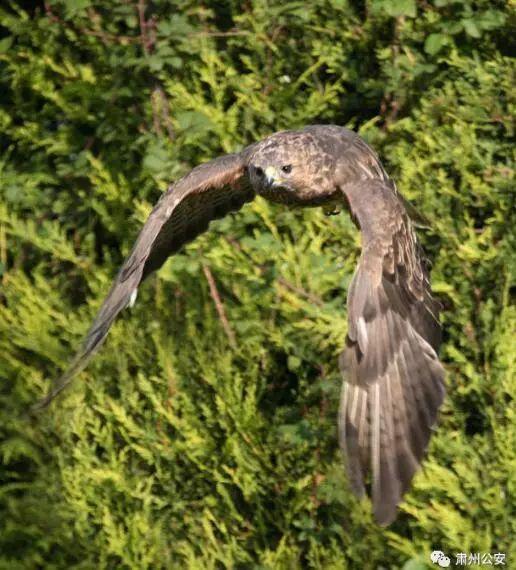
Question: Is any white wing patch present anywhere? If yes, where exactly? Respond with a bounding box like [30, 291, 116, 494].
[128, 288, 138, 308]
[357, 316, 368, 353]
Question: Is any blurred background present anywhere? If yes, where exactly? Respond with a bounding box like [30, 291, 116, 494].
[0, 0, 514, 568]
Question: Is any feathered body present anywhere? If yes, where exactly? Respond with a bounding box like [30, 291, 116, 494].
[35, 125, 445, 526]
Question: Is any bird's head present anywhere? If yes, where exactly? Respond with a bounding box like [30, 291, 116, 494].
[248, 131, 336, 206]
[250, 161, 297, 197]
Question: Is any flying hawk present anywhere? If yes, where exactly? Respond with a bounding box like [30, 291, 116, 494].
[35, 125, 445, 526]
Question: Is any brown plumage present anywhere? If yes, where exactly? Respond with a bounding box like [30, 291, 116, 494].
[34, 125, 445, 526]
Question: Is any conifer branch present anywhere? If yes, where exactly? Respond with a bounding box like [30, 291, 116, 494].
[202, 264, 237, 349]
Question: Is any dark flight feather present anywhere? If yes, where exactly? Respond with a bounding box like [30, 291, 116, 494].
[32, 153, 253, 410]
[338, 178, 445, 525]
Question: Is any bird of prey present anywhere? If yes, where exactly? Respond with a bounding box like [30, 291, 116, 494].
[34, 125, 445, 526]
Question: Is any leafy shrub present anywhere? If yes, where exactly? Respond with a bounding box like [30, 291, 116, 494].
[0, 0, 513, 568]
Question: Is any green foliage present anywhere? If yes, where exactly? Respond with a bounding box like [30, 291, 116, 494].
[0, 0, 514, 568]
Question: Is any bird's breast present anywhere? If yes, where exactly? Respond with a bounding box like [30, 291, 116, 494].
[257, 183, 340, 208]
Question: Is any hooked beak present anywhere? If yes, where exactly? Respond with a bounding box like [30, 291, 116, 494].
[265, 166, 280, 186]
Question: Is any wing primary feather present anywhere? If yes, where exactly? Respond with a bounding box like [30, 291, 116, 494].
[338, 178, 445, 525]
[32, 152, 253, 411]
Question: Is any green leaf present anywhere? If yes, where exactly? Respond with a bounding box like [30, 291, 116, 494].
[287, 355, 301, 370]
[382, 0, 417, 18]
[425, 33, 449, 55]
[63, 0, 92, 17]
[142, 141, 171, 175]
[176, 111, 214, 136]
[0, 37, 12, 54]
[463, 19, 482, 38]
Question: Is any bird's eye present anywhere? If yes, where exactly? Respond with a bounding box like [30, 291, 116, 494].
[255, 167, 264, 177]
[281, 164, 292, 174]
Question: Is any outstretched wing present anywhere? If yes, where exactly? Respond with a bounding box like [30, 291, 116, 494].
[338, 178, 445, 525]
[34, 152, 254, 410]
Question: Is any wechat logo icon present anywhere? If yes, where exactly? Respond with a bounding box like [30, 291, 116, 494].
[431, 550, 451, 567]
